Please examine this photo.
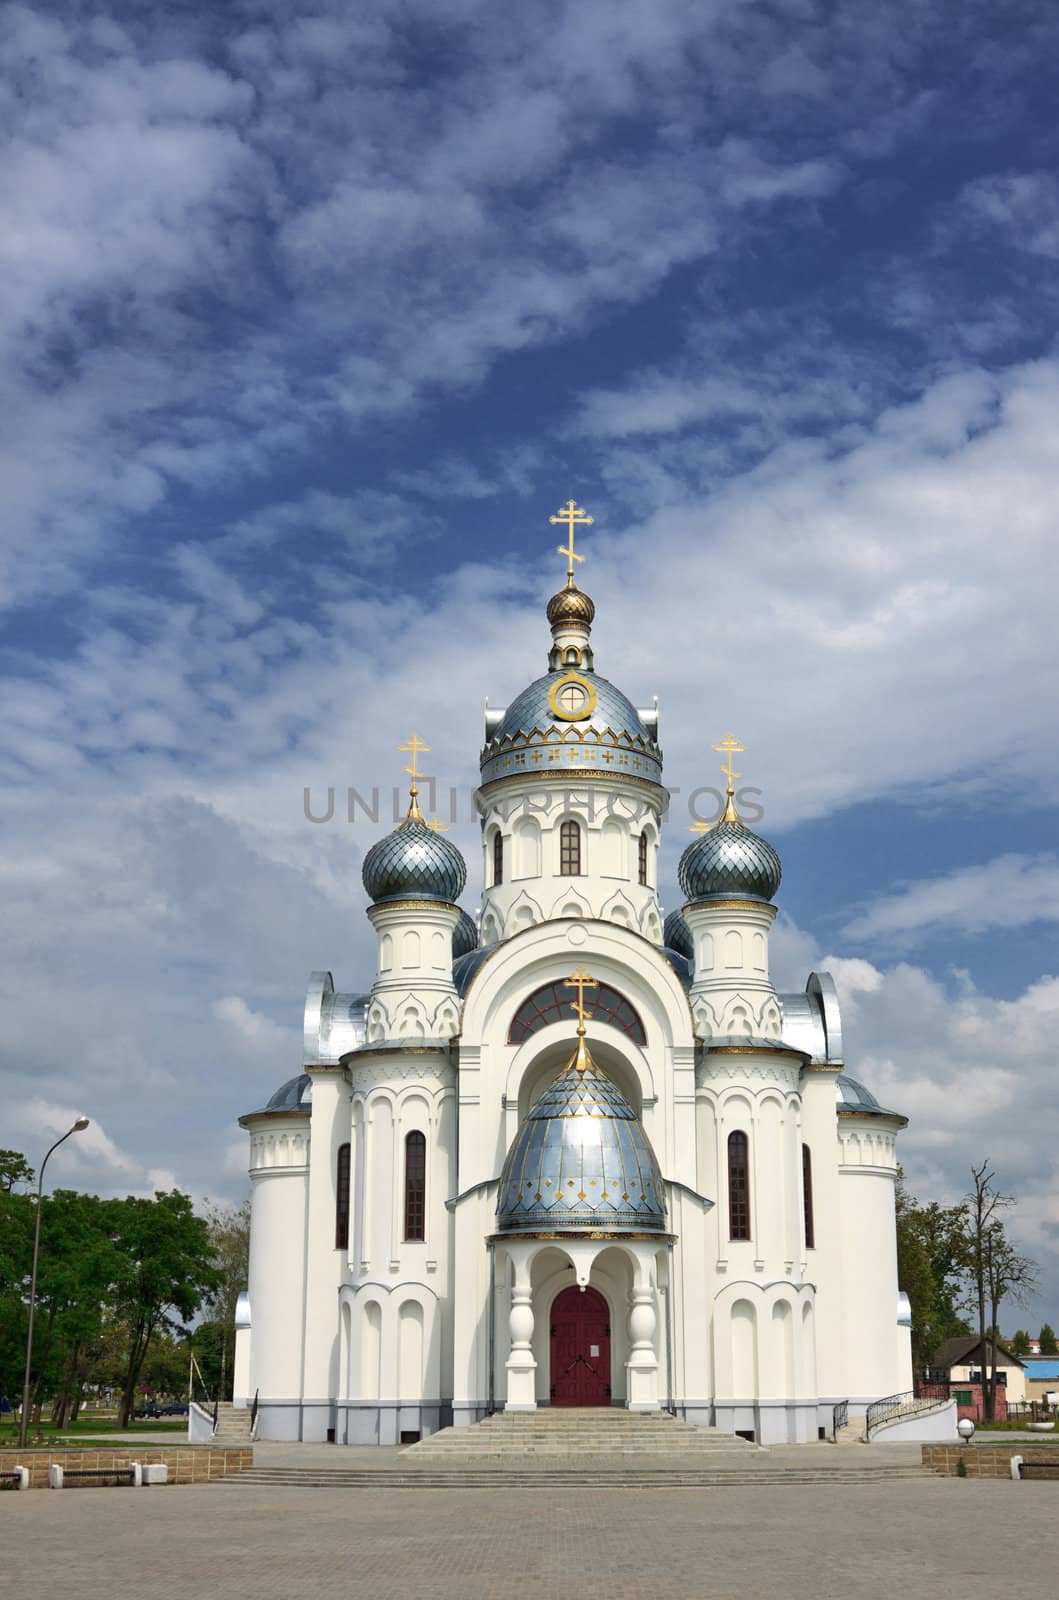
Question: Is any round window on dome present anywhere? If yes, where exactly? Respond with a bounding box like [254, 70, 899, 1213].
[548, 670, 598, 722]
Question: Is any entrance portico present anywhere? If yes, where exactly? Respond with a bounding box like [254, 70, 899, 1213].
[496, 1235, 666, 1412]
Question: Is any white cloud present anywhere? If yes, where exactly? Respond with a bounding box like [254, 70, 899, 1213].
[960, 172, 1059, 259]
[843, 854, 1059, 943]
[213, 995, 297, 1055]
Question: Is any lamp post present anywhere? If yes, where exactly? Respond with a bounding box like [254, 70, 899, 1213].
[18, 1118, 90, 1449]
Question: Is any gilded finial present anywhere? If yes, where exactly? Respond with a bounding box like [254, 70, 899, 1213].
[398, 732, 430, 823]
[564, 966, 598, 1073]
[549, 499, 593, 585]
[713, 733, 746, 824]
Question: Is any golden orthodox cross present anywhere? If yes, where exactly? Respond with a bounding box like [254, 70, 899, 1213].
[427, 815, 448, 833]
[399, 733, 430, 786]
[713, 733, 745, 792]
[550, 499, 593, 581]
[564, 967, 597, 1035]
[399, 732, 430, 820]
[689, 818, 712, 835]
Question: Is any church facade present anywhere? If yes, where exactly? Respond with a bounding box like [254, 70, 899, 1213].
[236, 511, 912, 1445]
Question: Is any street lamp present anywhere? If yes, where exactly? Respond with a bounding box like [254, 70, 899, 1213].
[18, 1118, 90, 1449]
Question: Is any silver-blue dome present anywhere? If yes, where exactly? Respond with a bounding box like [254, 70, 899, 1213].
[495, 1048, 668, 1236]
[362, 816, 467, 906]
[663, 908, 694, 961]
[241, 1073, 313, 1119]
[678, 819, 782, 904]
[836, 1073, 906, 1123]
[452, 907, 479, 959]
[480, 671, 662, 786]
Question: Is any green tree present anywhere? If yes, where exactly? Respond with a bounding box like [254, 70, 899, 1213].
[109, 1191, 220, 1428]
[32, 1191, 122, 1428]
[983, 1224, 1037, 1417]
[199, 1199, 250, 1401]
[895, 1174, 970, 1367]
[1011, 1329, 1032, 1357]
[0, 1167, 34, 1409]
[962, 1161, 1039, 1421]
[0, 1150, 34, 1193]
[1040, 1323, 1058, 1355]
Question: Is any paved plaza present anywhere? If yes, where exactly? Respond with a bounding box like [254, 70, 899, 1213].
[4, 1470, 1055, 1600]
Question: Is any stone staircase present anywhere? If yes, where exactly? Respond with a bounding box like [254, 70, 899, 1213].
[407, 1407, 759, 1458]
[226, 1409, 935, 1487]
[211, 1402, 255, 1444]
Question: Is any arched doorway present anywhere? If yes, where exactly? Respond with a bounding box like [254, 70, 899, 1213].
[550, 1285, 611, 1406]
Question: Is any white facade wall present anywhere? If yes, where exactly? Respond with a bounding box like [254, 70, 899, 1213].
[836, 1113, 911, 1406]
[477, 774, 666, 946]
[245, 1113, 310, 1439]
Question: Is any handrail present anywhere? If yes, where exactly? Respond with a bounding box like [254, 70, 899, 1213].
[832, 1399, 849, 1441]
[250, 1389, 259, 1434]
[866, 1384, 949, 1438]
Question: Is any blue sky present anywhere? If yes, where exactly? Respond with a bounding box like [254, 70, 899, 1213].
[2, 0, 1058, 1327]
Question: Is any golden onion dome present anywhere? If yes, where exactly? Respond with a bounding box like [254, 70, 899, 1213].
[546, 580, 596, 629]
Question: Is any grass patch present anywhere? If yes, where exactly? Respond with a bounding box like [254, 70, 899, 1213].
[0, 1417, 189, 1447]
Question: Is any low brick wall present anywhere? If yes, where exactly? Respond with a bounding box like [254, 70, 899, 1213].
[0, 1445, 252, 1490]
[924, 1443, 1059, 1478]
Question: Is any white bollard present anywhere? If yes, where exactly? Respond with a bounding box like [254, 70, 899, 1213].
[130, 1462, 143, 1487]
[48, 1464, 64, 1489]
[14, 1466, 29, 1490]
[1010, 1455, 1023, 1481]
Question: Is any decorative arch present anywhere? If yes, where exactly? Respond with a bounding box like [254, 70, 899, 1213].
[508, 978, 647, 1046]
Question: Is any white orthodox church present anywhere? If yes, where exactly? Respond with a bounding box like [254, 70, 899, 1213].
[235, 509, 913, 1446]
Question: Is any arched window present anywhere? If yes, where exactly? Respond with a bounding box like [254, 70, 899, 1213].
[335, 1142, 351, 1250]
[728, 1131, 750, 1241]
[492, 830, 504, 887]
[404, 1131, 426, 1242]
[508, 979, 647, 1045]
[638, 832, 649, 887]
[802, 1144, 815, 1250]
[560, 819, 581, 876]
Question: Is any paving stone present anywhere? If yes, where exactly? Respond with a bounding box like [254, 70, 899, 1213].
[2, 1475, 1055, 1599]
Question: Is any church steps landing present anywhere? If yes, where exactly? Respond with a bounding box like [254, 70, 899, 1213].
[225, 1465, 932, 1488]
[406, 1410, 763, 1458]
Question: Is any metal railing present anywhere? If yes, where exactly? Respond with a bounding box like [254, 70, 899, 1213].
[250, 1389, 259, 1435]
[831, 1399, 849, 1440]
[866, 1384, 950, 1439]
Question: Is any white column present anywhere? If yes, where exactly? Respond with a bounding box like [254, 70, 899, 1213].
[504, 1243, 537, 1411]
[625, 1245, 660, 1411]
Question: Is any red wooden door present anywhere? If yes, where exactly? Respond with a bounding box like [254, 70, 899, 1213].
[550, 1285, 611, 1406]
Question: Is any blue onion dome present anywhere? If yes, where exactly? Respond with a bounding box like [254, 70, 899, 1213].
[496, 1039, 668, 1236]
[678, 778, 782, 904]
[452, 907, 479, 959]
[663, 908, 694, 961]
[362, 798, 467, 906]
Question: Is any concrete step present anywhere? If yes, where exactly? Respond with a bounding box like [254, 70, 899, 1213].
[408, 1412, 761, 1459]
[226, 1465, 933, 1489]
[211, 1402, 254, 1443]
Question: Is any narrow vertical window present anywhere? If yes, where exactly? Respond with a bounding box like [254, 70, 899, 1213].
[802, 1144, 815, 1250]
[404, 1131, 426, 1242]
[335, 1142, 351, 1251]
[493, 831, 504, 887]
[728, 1130, 750, 1241]
[638, 832, 649, 886]
[560, 819, 581, 876]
